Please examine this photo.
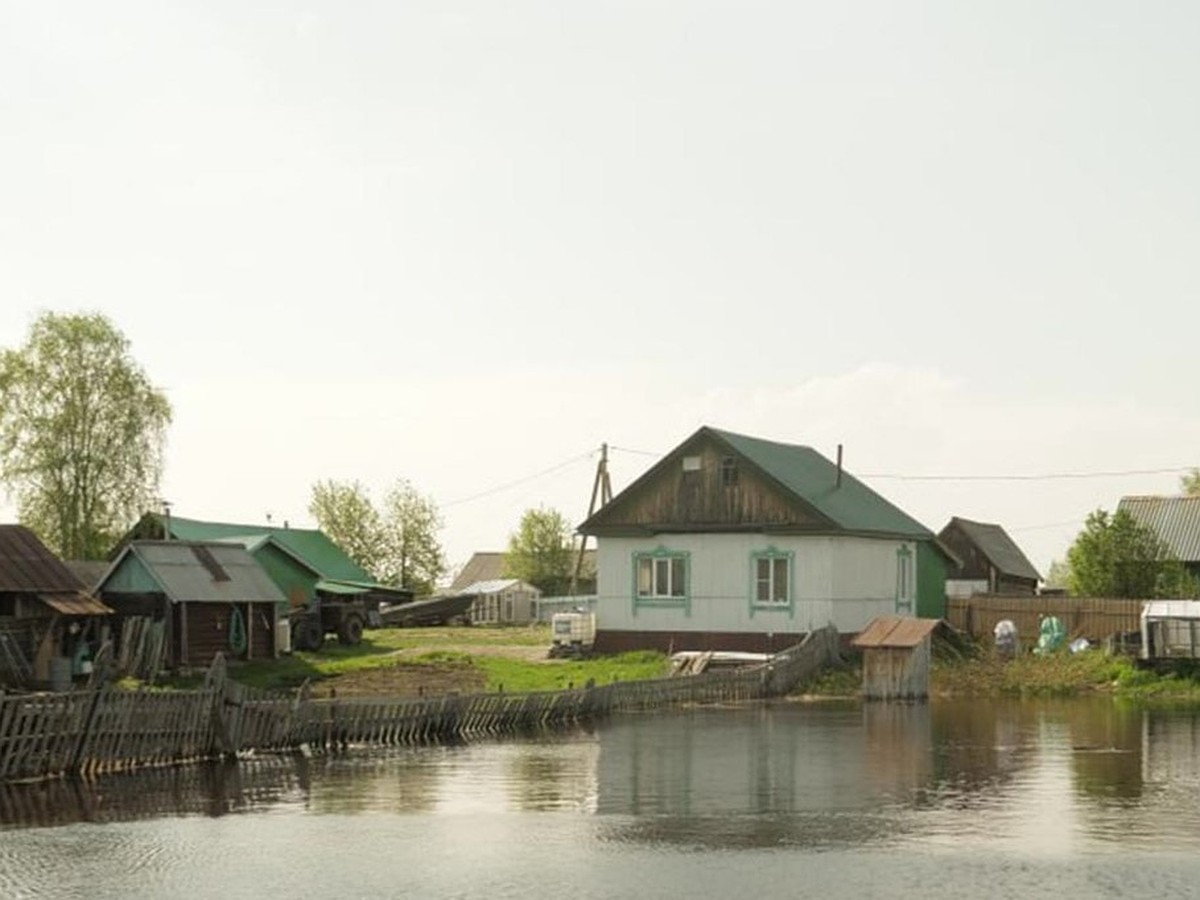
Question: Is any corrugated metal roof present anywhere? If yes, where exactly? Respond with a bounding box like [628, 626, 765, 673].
[39, 592, 113, 616]
[1118, 496, 1200, 563]
[315, 579, 368, 596]
[118, 542, 286, 605]
[158, 515, 376, 583]
[941, 517, 1041, 581]
[852, 616, 940, 648]
[1141, 600, 1200, 620]
[0, 525, 87, 593]
[711, 429, 936, 538]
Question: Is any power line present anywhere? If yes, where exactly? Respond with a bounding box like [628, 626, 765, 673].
[861, 466, 1192, 482]
[611, 445, 1191, 483]
[441, 449, 597, 508]
[609, 445, 661, 458]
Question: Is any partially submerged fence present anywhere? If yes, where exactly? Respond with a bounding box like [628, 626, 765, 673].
[947, 596, 1144, 644]
[0, 625, 841, 784]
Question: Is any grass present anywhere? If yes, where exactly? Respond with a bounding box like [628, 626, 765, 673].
[161, 624, 669, 695]
[473, 651, 668, 693]
[932, 647, 1200, 705]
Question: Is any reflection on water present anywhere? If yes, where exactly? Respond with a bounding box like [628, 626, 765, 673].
[3, 699, 1200, 897]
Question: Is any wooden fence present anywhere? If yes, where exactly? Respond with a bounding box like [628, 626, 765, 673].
[947, 596, 1144, 645]
[0, 625, 841, 785]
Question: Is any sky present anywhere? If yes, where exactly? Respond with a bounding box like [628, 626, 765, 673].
[2, 1, 1198, 578]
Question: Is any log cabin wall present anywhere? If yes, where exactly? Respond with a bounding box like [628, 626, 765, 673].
[174, 602, 274, 666]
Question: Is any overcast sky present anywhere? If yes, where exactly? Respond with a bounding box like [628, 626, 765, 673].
[2, 1, 1198, 577]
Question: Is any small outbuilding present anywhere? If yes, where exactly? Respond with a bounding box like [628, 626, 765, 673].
[852, 616, 941, 700]
[98, 541, 287, 671]
[938, 517, 1041, 597]
[462, 578, 542, 624]
[1140, 601, 1200, 662]
[0, 525, 112, 688]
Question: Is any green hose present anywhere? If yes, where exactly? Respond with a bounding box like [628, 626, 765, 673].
[229, 606, 248, 656]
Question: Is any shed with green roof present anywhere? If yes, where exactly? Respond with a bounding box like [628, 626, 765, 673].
[579, 426, 954, 653]
[117, 514, 411, 610]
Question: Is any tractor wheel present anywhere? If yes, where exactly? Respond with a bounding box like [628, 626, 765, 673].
[294, 618, 325, 653]
[338, 614, 365, 646]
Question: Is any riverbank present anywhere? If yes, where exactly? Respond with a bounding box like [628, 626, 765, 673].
[798, 647, 1200, 706]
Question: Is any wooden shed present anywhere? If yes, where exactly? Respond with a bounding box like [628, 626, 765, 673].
[852, 616, 941, 700]
[98, 541, 286, 672]
[0, 525, 112, 688]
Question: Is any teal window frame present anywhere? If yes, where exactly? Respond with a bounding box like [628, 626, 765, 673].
[895, 545, 914, 615]
[631, 546, 691, 616]
[749, 546, 795, 618]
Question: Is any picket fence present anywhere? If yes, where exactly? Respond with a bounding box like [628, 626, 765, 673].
[0, 625, 841, 784]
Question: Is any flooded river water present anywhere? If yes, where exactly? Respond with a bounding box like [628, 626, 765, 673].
[3, 698, 1200, 898]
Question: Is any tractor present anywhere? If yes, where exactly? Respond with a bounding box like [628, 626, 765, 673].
[289, 597, 368, 652]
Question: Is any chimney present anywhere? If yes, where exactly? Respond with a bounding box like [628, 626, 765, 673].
[836, 444, 843, 488]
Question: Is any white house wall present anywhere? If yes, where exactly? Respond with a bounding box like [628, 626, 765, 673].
[595, 533, 915, 636]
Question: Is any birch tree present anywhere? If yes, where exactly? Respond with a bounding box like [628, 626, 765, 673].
[308, 477, 445, 595]
[0, 312, 171, 559]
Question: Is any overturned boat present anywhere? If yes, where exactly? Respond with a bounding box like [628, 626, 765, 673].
[378, 592, 475, 627]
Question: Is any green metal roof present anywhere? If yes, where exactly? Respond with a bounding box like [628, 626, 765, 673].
[163, 516, 376, 583]
[707, 428, 935, 539]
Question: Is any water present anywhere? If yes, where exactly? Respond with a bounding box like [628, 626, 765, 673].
[3, 698, 1200, 899]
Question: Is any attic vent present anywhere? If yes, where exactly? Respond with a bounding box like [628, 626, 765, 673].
[721, 456, 738, 487]
[682, 456, 702, 472]
[191, 545, 231, 582]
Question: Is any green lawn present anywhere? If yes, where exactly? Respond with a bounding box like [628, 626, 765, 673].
[195, 625, 669, 694]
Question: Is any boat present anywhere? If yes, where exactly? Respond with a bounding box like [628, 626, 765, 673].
[378, 592, 476, 627]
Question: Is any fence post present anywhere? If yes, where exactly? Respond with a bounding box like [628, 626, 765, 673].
[70, 688, 107, 775]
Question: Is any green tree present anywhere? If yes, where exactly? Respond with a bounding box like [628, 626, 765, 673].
[380, 479, 445, 595]
[1066, 508, 1197, 598]
[1044, 558, 1072, 592]
[308, 477, 445, 595]
[1182, 469, 1200, 496]
[0, 312, 171, 559]
[503, 507, 575, 596]
[308, 479, 388, 577]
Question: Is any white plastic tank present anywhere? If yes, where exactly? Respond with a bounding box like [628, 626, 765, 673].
[276, 616, 292, 654]
[551, 612, 596, 649]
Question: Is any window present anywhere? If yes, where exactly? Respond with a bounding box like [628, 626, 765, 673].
[750, 547, 794, 616]
[721, 456, 739, 487]
[632, 548, 690, 613]
[637, 555, 687, 598]
[756, 556, 789, 604]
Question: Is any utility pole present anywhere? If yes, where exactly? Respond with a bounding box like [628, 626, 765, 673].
[571, 443, 612, 595]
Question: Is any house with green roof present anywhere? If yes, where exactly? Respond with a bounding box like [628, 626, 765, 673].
[578, 426, 953, 653]
[117, 514, 411, 611]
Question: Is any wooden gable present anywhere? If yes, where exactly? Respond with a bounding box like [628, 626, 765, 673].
[581, 431, 833, 535]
